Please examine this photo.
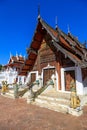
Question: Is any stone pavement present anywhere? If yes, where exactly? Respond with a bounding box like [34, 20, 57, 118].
[0, 95, 87, 130]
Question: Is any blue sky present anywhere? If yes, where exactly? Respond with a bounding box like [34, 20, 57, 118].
[0, 0, 87, 65]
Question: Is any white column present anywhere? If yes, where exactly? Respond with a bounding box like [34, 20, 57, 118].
[61, 68, 65, 91]
[76, 66, 84, 95]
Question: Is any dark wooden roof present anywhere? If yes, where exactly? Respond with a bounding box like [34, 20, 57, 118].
[19, 17, 87, 76]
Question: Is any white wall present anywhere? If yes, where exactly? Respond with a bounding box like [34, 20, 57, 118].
[0, 68, 25, 86]
[75, 66, 84, 95]
[0, 72, 6, 85]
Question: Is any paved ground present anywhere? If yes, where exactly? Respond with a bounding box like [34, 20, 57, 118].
[0, 95, 87, 130]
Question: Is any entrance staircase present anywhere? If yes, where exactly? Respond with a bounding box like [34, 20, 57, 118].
[33, 89, 71, 114]
[1, 89, 15, 99]
[1, 85, 29, 99]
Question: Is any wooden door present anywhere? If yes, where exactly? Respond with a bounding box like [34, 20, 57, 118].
[64, 70, 75, 91]
[43, 68, 55, 85]
[30, 73, 36, 83]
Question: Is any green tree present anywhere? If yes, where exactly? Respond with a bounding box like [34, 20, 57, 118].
[0, 64, 2, 71]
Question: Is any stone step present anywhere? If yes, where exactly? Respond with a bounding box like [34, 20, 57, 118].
[37, 95, 70, 106]
[6, 91, 14, 96]
[1, 89, 18, 99]
[1, 87, 29, 99]
[32, 89, 71, 113]
[34, 98, 69, 114]
[42, 91, 71, 100]
[34, 92, 70, 114]
[6, 90, 14, 98]
[34, 95, 83, 116]
[1, 92, 15, 99]
[8, 90, 14, 94]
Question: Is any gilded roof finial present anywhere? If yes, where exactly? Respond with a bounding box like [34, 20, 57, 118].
[38, 4, 40, 20]
[55, 16, 58, 30]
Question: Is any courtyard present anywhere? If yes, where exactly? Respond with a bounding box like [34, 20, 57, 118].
[0, 94, 87, 130]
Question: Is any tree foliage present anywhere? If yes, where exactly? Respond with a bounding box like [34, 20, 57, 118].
[0, 64, 2, 71]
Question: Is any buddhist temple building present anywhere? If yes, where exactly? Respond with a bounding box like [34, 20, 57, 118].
[19, 16, 87, 96]
[0, 53, 26, 86]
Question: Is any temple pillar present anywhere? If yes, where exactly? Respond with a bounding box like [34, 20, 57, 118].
[57, 62, 61, 90]
[56, 51, 62, 90]
[76, 66, 84, 95]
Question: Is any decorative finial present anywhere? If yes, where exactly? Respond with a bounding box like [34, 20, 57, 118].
[19, 53, 22, 57]
[10, 52, 12, 58]
[38, 4, 40, 20]
[83, 40, 87, 48]
[67, 24, 70, 34]
[24, 55, 25, 59]
[55, 16, 58, 30]
[16, 51, 18, 57]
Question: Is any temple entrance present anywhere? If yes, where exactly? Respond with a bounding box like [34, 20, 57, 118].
[64, 70, 75, 91]
[43, 68, 55, 85]
[30, 73, 36, 83]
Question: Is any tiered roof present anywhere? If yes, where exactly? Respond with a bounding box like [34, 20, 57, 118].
[4, 55, 25, 70]
[19, 17, 87, 75]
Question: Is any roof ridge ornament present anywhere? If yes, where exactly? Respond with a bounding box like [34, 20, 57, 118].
[10, 52, 12, 58]
[55, 16, 58, 30]
[19, 53, 22, 57]
[38, 4, 40, 20]
[83, 40, 87, 48]
[16, 51, 18, 57]
[67, 24, 70, 34]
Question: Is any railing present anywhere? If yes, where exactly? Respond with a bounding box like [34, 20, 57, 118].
[16, 79, 54, 99]
[16, 80, 40, 97]
[31, 79, 54, 100]
[18, 87, 29, 97]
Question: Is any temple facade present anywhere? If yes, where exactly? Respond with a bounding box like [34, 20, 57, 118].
[0, 54, 26, 87]
[19, 17, 87, 95]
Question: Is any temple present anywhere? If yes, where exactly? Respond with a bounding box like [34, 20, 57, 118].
[19, 16, 87, 96]
[0, 54, 26, 86]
